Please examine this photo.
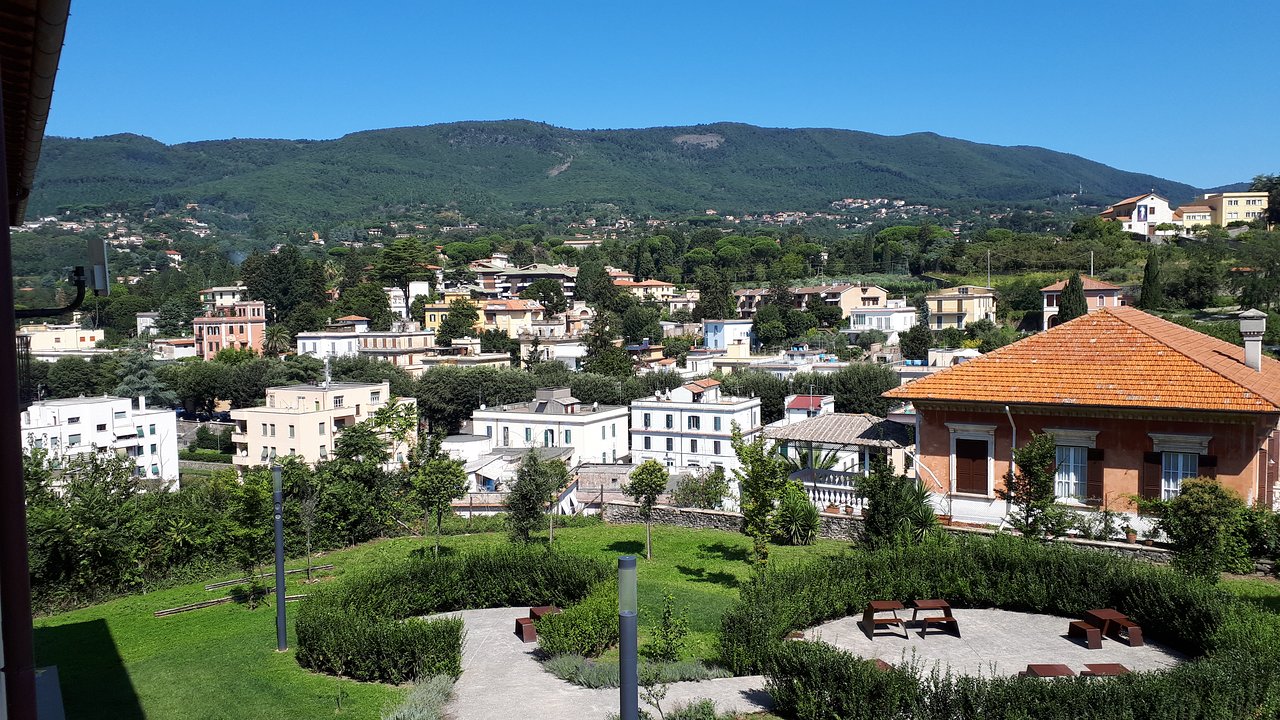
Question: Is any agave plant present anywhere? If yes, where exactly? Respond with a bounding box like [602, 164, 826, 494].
[773, 485, 820, 546]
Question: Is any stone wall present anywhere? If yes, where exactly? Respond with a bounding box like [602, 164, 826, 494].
[601, 501, 1276, 576]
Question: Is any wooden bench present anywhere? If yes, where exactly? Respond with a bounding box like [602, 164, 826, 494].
[860, 601, 906, 640]
[1082, 663, 1130, 677]
[515, 617, 537, 643]
[530, 606, 561, 620]
[1068, 620, 1102, 649]
[918, 615, 961, 638]
[1018, 664, 1075, 678]
[1110, 618, 1144, 647]
[873, 659, 893, 671]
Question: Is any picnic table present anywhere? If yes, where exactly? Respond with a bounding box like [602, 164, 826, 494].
[1019, 664, 1076, 678]
[860, 600, 906, 640]
[1082, 663, 1130, 677]
[1084, 609, 1144, 647]
[909, 598, 960, 637]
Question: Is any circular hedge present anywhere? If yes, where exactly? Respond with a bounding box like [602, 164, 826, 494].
[295, 546, 611, 683]
[721, 534, 1280, 720]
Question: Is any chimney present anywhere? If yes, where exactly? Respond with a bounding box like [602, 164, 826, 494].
[138, 395, 146, 411]
[1240, 308, 1267, 372]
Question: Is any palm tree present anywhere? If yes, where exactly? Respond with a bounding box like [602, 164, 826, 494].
[782, 443, 842, 474]
[262, 325, 293, 357]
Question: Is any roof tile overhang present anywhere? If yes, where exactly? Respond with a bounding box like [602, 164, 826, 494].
[2, 0, 70, 225]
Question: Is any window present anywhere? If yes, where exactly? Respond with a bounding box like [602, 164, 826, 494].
[261, 423, 268, 436]
[1228, 198, 1239, 206]
[67, 416, 80, 424]
[319, 445, 328, 459]
[503, 426, 510, 446]
[136, 426, 144, 437]
[713, 440, 721, 455]
[370, 391, 381, 403]
[288, 425, 295, 438]
[269, 447, 277, 459]
[269, 424, 276, 437]
[1045, 294, 1057, 307]
[643, 413, 651, 428]
[1161, 452, 1198, 499]
[333, 395, 344, 408]
[485, 425, 492, 438]
[688, 416, 700, 430]
[68, 434, 81, 446]
[644, 436, 651, 450]
[96, 423, 106, 431]
[948, 423, 995, 495]
[713, 417, 722, 432]
[149, 424, 156, 435]
[151, 464, 159, 476]
[564, 429, 572, 444]
[318, 422, 326, 436]
[544, 429, 555, 446]
[114, 411, 126, 420]
[150, 443, 157, 454]
[602, 426, 606, 440]
[935, 316, 943, 329]
[665, 414, 673, 429]
[665, 438, 673, 452]
[1054, 446, 1087, 500]
[690, 439, 699, 453]
[525, 427, 532, 442]
[611, 424, 616, 438]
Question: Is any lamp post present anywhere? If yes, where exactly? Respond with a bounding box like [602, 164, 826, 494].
[272, 464, 287, 652]
[618, 555, 638, 720]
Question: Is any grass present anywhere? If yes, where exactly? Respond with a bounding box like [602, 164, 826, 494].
[33, 522, 848, 720]
[1222, 576, 1280, 614]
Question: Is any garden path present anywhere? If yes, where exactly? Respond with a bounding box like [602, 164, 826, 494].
[439, 607, 772, 720]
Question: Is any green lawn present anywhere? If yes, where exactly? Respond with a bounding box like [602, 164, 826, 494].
[33, 523, 849, 720]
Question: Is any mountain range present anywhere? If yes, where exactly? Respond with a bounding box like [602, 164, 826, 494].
[30, 120, 1205, 227]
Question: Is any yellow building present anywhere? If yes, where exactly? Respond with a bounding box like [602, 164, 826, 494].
[420, 291, 474, 332]
[17, 323, 100, 352]
[1198, 191, 1269, 226]
[481, 299, 544, 337]
[924, 285, 997, 330]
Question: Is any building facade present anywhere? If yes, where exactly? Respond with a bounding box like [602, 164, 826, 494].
[192, 300, 267, 360]
[629, 379, 762, 476]
[1098, 193, 1175, 237]
[198, 284, 247, 315]
[1198, 191, 1270, 226]
[924, 285, 997, 330]
[21, 396, 179, 485]
[1041, 276, 1125, 328]
[847, 297, 919, 342]
[17, 323, 99, 352]
[467, 387, 628, 468]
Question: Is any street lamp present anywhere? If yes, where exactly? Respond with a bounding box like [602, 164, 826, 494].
[272, 464, 286, 652]
[618, 555, 638, 720]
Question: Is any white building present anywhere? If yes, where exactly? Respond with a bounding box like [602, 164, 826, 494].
[136, 311, 158, 336]
[467, 387, 628, 468]
[386, 280, 434, 319]
[198, 284, 247, 314]
[296, 316, 371, 360]
[847, 298, 919, 344]
[702, 319, 754, 355]
[21, 396, 179, 486]
[1099, 193, 1175, 239]
[769, 394, 836, 427]
[628, 379, 762, 478]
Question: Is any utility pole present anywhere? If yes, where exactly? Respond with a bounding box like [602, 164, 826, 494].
[1090, 250, 1094, 277]
[986, 249, 991, 288]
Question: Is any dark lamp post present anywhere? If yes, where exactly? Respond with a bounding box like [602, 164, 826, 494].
[618, 555, 638, 720]
[272, 464, 286, 651]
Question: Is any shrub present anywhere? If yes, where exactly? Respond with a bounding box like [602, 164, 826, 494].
[296, 546, 611, 683]
[536, 579, 619, 657]
[178, 448, 233, 463]
[1156, 477, 1252, 578]
[772, 485, 819, 546]
[1243, 504, 1280, 560]
[644, 592, 690, 661]
[997, 432, 1070, 540]
[859, 458, 938, 548]
[719, 534, 1280, 720]
[382, 674, 454, 720]
[543, 654, 730, 689]
[671, 468, 729, 510]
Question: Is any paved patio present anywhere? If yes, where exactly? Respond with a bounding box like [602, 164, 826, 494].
[803, 607, 1184, 677]
[439, 607, 771, 720]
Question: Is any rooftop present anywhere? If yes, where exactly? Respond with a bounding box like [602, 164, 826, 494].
[765, 413, 911, 448]
[884, 306, 1280, 413]
[1040, 276, 1122, 292]
[786, 395, 829, 411]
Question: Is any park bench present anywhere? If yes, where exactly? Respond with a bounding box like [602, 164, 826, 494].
[515, 617, 537, 642]
[860, 600, 906, 640]
[1082, 663, 1130, 677]
[910, 599, 960, 638]
[1019, 664, 1075, 678]
[1068, 620, 1102, 649]
[530, 606, 561, 620]
[1085, 608, 1144, 647]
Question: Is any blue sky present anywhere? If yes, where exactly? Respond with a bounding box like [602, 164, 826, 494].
[48, 0, 1278, 188]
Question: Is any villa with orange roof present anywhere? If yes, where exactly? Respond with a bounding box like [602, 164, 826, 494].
[1040, 275, 1126, 328]
[884, 306, 1280, 527]
[480, 298, 545, 337]
[614, 278, 678, 302]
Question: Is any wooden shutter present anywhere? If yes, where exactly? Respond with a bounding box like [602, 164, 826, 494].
[1086, 448, 1104, 503]
[955, 439, 988, 494]
[1199, 454, 1217, 479]
[1141, 451, 1162, 500]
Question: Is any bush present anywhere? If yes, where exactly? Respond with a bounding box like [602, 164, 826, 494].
[382, 674, 454, 720]
[536, 580, 619, 657]
[543, 654, 730, 689]
[720, 534, 1280, 720]
[671, 468, 729, 510]
[1154, 477, 1253, 578]
[296, 546, 611, 683]
[859, 459, 938, 548]
[178, 448, 233, 463]
[644, 592, 690, 661]
[772, 485, 819, 546]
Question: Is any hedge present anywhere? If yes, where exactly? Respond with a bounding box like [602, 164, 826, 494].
[720, 534, 1280, 720]
[295, 546, 612, 683]
[536, 579, 620, 657]
[178, 449, 233, 463]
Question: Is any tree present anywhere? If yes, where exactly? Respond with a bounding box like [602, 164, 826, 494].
[1251, 174, 1280, 225]
[860, 457, 938, 548]
[262, 325, 293, 357]
[670, 467, 729, 510]
[730, 425, 790, 564]
[520, 278, 568, 315]
[1056, 273, 1088, 323]
[46, 356, 98, 398]
[898, 323, 931, 361]
[372, 237, 434, 315]
[624, 460, 668, 560]
[1232, 229, 1280, 311]
[153, 298, 193, 337]
[997, 432, 1069, 540]
[620, 305, 662, 345]
[227, 470, 273, 603]
[332, 282, 395, 330]
[1144, 477, 1251, 579]
[413, 456, 468, 557]
[241, 245, 325, 324]
[114, 347, 177, 408]
[436, 298, 479, 347]
[752, 304, 789, 350]
[1173, 246, 1223, 310]
[1138, 248, 1165, 310]
[692, 268, 735, 321]
[505, 450, 559, 543]
[164, 360, 229, 414]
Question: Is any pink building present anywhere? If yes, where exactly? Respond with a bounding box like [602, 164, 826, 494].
[193, 300, 267, 360]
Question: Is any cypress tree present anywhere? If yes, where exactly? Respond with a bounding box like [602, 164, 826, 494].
[1056, 273, 1088, 323]
[1138, 249, 1165, 310]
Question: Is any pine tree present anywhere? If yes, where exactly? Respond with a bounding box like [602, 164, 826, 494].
[1056, 273, 1088, 323]
[1138, 249, 1165, 310]
[115, 347, 177, 408]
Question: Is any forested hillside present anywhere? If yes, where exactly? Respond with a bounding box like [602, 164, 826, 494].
[31, 120, 1199, 228]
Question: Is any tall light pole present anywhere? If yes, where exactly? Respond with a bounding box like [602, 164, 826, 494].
[272, 464, 287, 652]
[618, 555, 638, 720]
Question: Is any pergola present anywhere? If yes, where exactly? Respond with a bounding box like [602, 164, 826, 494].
[1, 2, 71, 718]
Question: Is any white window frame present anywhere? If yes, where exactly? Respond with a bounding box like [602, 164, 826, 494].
[1054, 445, 1088, 501]
[1161, 452, 1198, 500]
[946, 422, 996, 497]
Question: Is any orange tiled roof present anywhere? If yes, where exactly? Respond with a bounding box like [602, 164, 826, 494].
[884, 306, 1280, 413]
[1040, 276, 1122, 292]
[683, 378, 722, 393]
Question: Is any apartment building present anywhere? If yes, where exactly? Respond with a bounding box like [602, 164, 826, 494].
[847, 297, 918, 342]
[1041, 276, 1125, 328]
[1198, 191, 1269, 226]
[197, 284, 247, 315]
[734, 283, 873, 320]
[192, 300, 267, 360]
[481, 298, 544, 337]
[468, 387, 628, 468]
[296, 316, 370, 360]
[230, 380, 415, 471]
[386, 280, 434, 320]
[614, 278, 679, 302]
[419, 291, 476, 333]
[924, 285, 997, 330]
[629, 379, 762, 476]
[21, 396, 179, 485]
[497, 264, 578, 298]
[17, 323, 99, 352]
[702, 319, 755, 356]
[356, 322, 438, 372]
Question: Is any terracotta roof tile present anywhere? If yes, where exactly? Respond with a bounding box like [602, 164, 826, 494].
[1040, 276, 1123, 292]
[884, 307, 1280, 413]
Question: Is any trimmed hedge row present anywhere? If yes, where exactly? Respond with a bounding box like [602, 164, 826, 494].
[295, 546, 612, 683]
[720, 534, 1280, 719]
[536, 579, 620, 657]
